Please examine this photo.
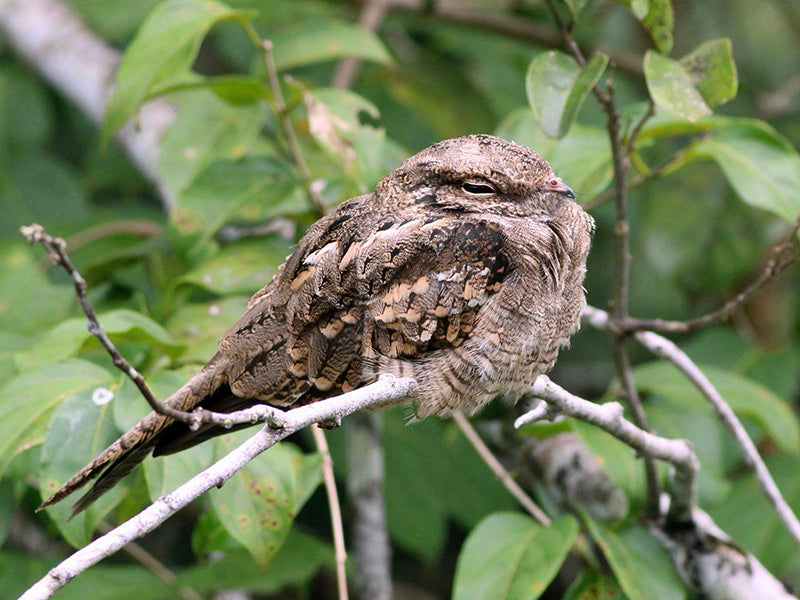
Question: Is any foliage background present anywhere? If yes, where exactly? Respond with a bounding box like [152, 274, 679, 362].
[1, 0, 800, 598]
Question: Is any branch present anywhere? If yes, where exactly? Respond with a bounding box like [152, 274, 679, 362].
[584, 304, 800, 552]
[0, 0, 175, 205]
[515, 376, 698, 524]
[312, 425, 349, 600]
[615, 214, 800, 334]
[345, 413, 392, 600]
[18, 375, 416, 600]
[261, 41, 327, 217]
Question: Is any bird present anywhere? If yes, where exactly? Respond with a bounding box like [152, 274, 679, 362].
[38, 134, 594, 518]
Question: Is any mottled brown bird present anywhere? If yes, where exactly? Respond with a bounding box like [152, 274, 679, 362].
[39, 134, 593, 517]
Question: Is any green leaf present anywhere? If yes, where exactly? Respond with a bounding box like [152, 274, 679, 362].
[526, 51, 608, 138]
[564, 571, 625, 600]
[151, 74, 274, 106]
[586, 520, 687, 600]
[644, 51, 711, 122]
[210, 435, 323, 568]
[0, 241, 73, 335]
[0, 359, 114, 481]
[165, 297, 249, 363]
[619, 0, 674, 53]
[684, 119, 800, 224]
[173, 156, 302, 241]
[14, 309, 186, 371]
[270, 20, 391, 70]
[181, 530, 333, 595]
[176, 236, 291, 296]
[680, 39, 738, 108]
[39, 376, 126, 546]
[102, 0, 254, 141]
[158, 90, 268, 200]
[633, 361, 800, 455]
[452, 513, 578, 600]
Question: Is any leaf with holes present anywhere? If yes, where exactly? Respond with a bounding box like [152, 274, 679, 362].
[210, 434, 322, 569]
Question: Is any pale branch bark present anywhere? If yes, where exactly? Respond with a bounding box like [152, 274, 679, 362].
[18, 375, 417, 600]
[583, 304, 800, 552]
[312, 425, 350, 600]
[515, 375, 698, 524]
[0, 0, 176, 205]
[452, 412, 550, 525]
[657, 506, 798, 600]
[345, 413, 392, 600]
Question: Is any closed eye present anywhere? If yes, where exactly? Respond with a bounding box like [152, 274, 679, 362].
[461, 182, 496, 194]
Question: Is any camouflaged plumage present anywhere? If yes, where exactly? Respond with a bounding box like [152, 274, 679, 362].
[39, 134, 594, 517]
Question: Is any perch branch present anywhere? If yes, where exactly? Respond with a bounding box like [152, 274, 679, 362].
[515, 375, 698, 524]
[584, 304, 800, 552]
[18, 375, 417, 600]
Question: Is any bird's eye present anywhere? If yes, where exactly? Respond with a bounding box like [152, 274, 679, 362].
[461, 182, 496, 194]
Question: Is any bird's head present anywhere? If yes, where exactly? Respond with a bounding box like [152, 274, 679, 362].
[380, 134, 576, 217]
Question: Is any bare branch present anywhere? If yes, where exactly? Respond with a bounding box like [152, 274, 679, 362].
[312, 425, 350, 600]
[18, 375, 416, 600]
[584, 304, 800, 552]
[261, 41, 327, 217]
[516, 375, 698, 524]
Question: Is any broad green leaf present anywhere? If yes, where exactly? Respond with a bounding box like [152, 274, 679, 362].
[0, 359, 113, 481]
[564, 571, 625, 600]
[452, 513, 578, 600]
[1, 153, 87, 237]
[633, 361, 800, 455]
[496, 109, 612, 198]
[380, 410, 516, 562]
[14, 309, 185, 371]
[526, 51, 608, 138]
[685, 119, 800, 224]
[0, 242, 73, 335]
[165, 297, 249, 363]
[619, 0, 674, 53]
[680, 39, 738, 108]
[175, 236, 292, 296]
[102, 0, 254, 141]
[563, 0, 590, 20]
[586, 520, 686, 600]
[270, 20, 391, 71]
[210, 435, 323, 568]
[39, 376, 125, 547]
[644, 51, 711, 122]
[181, 530, 333, 595]
[150, 74, 273, 106]
[158, 90, 268, 200]
[173, 156, 302, 242]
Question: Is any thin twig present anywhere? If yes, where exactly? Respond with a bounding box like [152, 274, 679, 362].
[615, 215, 800, 334]
[312, 425, 349, 600]
[452, 412, 550, 525]
[20, 223, 286, 432]
[18, 375, 417, 600]
[547, 5, 662, 518]
[261, 41, 327, 217]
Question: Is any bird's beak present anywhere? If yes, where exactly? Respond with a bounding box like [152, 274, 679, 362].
[547, 177, 576, 199]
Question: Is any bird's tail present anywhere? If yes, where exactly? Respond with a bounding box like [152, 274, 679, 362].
[37, 354, 229, 518]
